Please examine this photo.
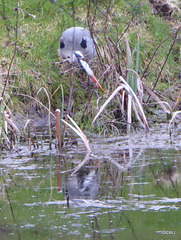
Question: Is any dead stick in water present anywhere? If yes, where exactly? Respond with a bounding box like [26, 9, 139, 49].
[57, 155, 62, 192]
[55, 109, 61, 152]
[62, 69, 73, 142]
[3, 177, 21, 240]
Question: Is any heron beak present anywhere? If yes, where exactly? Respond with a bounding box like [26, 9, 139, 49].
[91, 75, 105, 93]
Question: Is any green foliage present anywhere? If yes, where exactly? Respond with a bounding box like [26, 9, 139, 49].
[0, 0, 180, 131]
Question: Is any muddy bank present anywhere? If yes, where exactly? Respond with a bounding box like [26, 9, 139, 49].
[12, 107, 57, 132]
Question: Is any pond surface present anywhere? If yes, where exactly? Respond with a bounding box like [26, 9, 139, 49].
[0, 123, 181, 240]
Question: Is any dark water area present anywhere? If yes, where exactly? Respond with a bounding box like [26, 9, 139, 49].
[0, 123, 181, 239]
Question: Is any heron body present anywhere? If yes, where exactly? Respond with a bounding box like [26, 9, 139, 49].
[59, 27, 96, 64]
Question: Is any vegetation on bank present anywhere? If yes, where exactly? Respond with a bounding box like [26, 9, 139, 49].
[0, 0, 181, 149]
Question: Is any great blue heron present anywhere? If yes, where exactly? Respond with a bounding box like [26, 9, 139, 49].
[59, 27, 105, 115]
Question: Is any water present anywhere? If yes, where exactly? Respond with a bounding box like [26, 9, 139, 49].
[0, 124, 181, 239]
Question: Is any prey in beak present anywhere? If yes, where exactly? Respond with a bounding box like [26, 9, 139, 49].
[74, 51, 105, 93]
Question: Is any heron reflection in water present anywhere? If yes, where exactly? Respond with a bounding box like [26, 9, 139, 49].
[65, 162, 100, 205]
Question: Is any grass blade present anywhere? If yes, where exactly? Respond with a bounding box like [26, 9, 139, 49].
[61, 115, 91, 153]
[93, 76, 149, 133]
[134, 36, 140, 94]
[119, 76, 149, 132]
[127, 94, 132, 133]
[168, 111, 181, 132]
[92, 85, 125, 124]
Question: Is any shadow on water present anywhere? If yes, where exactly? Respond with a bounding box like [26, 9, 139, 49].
[0, 125, 181, 239]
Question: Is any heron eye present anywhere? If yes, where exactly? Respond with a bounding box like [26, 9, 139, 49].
[60, 41, 65, 49]
[80, 37, 87, 49]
